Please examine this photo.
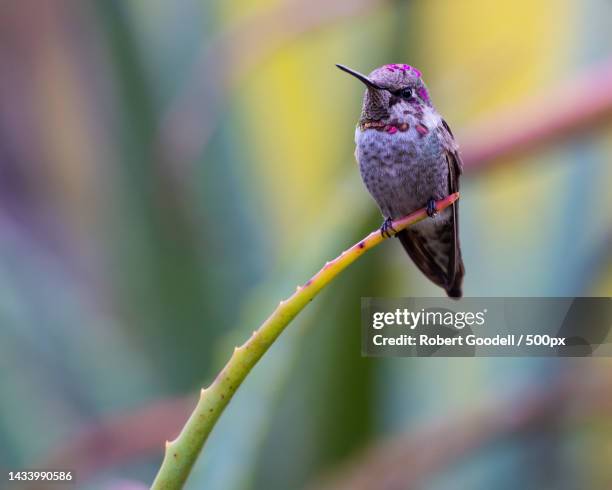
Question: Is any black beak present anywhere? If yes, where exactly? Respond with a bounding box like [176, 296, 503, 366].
[336, 64, 383, 90]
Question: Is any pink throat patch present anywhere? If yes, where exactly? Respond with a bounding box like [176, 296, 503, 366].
[416, 124, 429, 136]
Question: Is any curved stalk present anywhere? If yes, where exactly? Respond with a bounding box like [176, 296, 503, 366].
[151, 192, 460, 490]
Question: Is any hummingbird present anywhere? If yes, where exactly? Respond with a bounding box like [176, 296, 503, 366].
[337, 63, 464, 298]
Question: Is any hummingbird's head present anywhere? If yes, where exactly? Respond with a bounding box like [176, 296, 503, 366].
[336, 63, 433, 122]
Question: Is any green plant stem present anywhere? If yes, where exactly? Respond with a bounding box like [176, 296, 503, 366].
[151, 192, 460, 490]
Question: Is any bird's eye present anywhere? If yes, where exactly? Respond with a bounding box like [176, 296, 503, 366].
[398, 87, 413, 99]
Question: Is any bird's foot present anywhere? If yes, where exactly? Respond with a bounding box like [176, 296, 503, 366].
[426, 198, 438, 218]
[380, 217, 398, 238]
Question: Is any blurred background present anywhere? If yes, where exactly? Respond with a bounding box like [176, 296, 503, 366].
[1, 0, 612, 489]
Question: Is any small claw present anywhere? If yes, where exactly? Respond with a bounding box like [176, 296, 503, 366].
[380, 217, 398, 238]
[426, 198, 438, 218]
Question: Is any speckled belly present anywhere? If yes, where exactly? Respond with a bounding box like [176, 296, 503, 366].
[355, 128, 448, 219]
